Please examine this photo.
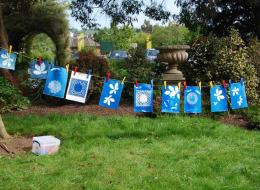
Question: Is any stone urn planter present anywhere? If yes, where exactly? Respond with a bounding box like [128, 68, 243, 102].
[157, 45, 190, 81]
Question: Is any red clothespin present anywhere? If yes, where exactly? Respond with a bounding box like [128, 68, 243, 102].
[183, 81, 187, 90]
[37, 56, 42, 65]
[106, 71, 110, 82]
[135, 79, 138, 87]
[222, 80, 227, 88]
[73, 66, 78, 76]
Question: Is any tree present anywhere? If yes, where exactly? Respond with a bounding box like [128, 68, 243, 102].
[71, 0, 171, 28]
[141, 20, 153, 34]
[94, 25, 134, 50]
[176, 0, 260, 40]
[151, 24, 194, 47]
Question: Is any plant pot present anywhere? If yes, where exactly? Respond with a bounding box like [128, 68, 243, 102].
[157, 45, 190, 81]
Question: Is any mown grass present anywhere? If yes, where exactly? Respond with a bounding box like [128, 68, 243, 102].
[0, 113, 260, 190]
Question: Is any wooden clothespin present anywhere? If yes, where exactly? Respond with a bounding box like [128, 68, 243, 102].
[73, 66, 78, 76]
[106, 71, 110, 82]
[122, 77, 126, 84]
[178, 82, 181, 90]
[198, 81, 202, 90]
[209, 81, 213, 88]
[65, 64, 69, 73]
[163, 81, 167, 90]
[135, 79, 138, 87]
[8, 45, 12, 54]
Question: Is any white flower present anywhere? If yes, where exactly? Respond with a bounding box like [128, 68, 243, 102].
[237, 96, 243, 106]
[214, 89, 225, 101]
[104, 95, 115, 106]
[109, 82, 119, 94]
[1, 53, 13, 67]
[165, 86, 180, 99]
[33, 62, 47, 75]
[232, 87, 239, 96]
[48, 80, 62, 94]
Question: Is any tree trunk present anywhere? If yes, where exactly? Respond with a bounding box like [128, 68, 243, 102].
[0, 6, 11, 139]
[0, 116, 10, 139]
[0, 5, 18, 87]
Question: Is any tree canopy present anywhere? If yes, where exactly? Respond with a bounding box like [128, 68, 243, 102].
[176, 0, 260, 40]
[71, 0, 171, 28]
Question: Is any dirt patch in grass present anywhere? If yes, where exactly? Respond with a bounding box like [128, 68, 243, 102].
[0, 136, 32, 156]
[13, 102, 135, 117]
[219, 114, 251, 129]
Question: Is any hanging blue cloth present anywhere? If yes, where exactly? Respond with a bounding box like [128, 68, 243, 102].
[99, 79, 124, 110]
[134, 83, 153, 112]
[0, 50, 17, 70]
[184, 86, 202, 113]
[29, 60, 50, 79]
[230, 82, 248, 109]
[43, 67, 68, 98]
[161, 85, 180, 113]
[210, 85, 228, 112]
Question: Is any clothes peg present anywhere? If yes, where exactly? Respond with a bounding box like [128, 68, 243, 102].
[163, 81, 167, 90]
[106, 71, 110, 82]
[8, 45, 12, 54]
[73, 66, 78, 76]
[198, 81, 202, 90]
[209, 81, 213, 88]
[122, 77, 126, 84]
[222, 80, 227, 88]
[135, 79, 138, 87]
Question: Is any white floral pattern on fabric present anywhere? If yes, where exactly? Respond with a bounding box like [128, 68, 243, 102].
[48, 80, 62, 94]
[237, 96, 243, 106]
[104, 95, 115, 106]
[1, 53, 13, 67]
[164, 86, 180, 99]
[232, 87, 239, 96]
[214, 89, 225, 101]
[33, 63, 47, 75]
[109, 82, 119, 94]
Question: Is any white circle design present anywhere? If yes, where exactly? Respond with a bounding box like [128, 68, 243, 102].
[187, 92, 198, 105]
[139, 94, 148, 104]
[48, 80, 62, 94]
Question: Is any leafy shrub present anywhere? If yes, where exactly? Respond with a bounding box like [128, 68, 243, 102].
[248, 38, 260, 93]
[0, 77, 30, 113]
[109, 46, 166, 98]
[77, 49, 109, 96]
[242, 105, 260, 129]
[151, 24, 200, 47]
[180, 29, 259, 103]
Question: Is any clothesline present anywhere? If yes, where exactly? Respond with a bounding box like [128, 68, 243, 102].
[0, 46, 232, 88]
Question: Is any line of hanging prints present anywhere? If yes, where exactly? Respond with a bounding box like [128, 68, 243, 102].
[0, 47, 248, 113]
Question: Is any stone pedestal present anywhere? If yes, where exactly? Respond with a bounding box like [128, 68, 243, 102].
[157, 45, 190, 81]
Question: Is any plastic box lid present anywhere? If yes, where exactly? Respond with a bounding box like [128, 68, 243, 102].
[32, 136, 60, 146]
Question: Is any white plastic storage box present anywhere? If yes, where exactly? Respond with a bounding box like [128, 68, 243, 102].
[32, 136, 61, 155]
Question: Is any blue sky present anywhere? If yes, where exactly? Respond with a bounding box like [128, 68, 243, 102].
[69, 0, 180, 29]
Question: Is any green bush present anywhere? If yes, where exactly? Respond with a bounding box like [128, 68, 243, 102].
[180, 29, 259, 103]
[0, 77, 30, 113]
[109, 46, 166, 98]
[243, 105, 260, 129]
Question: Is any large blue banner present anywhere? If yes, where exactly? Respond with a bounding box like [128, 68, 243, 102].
[230, 82, 248, 110]
[184, 86, 202, 113]
[99, 79, 124, 110]
[0, 50, 17, 70]
[29, 60, 50, 79]
[134, 83, 153, 112]
[161, 85, 180, 113]
[43, 67, 68, 98]
[210, 85, 228, 112]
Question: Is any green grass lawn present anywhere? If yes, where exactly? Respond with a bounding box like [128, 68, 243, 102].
[0, 114, 260, 190]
